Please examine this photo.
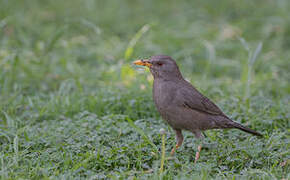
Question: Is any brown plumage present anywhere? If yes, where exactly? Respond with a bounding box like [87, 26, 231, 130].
[133, 55, 262, 162]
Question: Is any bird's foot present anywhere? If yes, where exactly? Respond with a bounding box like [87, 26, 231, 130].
[194, 145, 202, 163]
[170, 144, 179, 156]
[170, 148, 175, 156]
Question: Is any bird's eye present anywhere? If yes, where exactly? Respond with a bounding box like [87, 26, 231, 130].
[157, 62, 163, 66]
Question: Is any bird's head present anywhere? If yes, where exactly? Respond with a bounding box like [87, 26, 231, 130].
[133, 55, 182, 80]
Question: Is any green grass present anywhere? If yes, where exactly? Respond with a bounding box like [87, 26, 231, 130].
[0, 0, 289, 179]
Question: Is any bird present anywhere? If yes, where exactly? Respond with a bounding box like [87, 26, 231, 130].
[133, 55, 262, 163]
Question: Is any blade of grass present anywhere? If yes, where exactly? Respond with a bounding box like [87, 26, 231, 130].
[239, 38, 263, 101]
[126, 117, 158, 152]
[45, 26, 67, 53]
[124, 24, 150, 61]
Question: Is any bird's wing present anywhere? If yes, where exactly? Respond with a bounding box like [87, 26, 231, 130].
[177, 84, 225, 116]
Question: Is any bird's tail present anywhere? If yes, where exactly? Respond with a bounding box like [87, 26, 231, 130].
[231, 122, 263, 137]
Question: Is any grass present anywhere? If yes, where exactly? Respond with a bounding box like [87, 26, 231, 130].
[0, 0, 289, 179]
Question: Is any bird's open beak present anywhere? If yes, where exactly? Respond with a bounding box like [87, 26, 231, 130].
[133, 59, 152, 68]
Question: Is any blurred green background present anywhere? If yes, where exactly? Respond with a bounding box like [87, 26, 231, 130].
[0, 0, 289, 179]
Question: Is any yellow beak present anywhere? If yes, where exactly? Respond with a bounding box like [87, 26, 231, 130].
[133, 59, 152, 67]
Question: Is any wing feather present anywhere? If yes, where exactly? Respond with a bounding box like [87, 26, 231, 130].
[177, 82, 226, 116]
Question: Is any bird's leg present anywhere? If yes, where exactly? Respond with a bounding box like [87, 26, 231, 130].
[170, 129, 183, 156]
[193, 131, 203, 163]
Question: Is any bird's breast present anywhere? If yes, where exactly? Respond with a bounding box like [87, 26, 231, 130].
[153, 80, 177, 114]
